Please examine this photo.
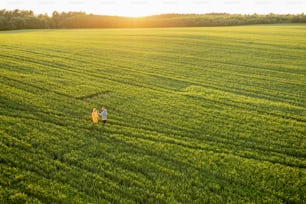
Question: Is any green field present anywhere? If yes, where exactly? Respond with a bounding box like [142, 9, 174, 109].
[1, 25, 305, 203]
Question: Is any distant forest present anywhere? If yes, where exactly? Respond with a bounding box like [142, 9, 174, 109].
[1, 9, 306, 30]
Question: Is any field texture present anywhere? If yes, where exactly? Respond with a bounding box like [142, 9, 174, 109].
[0, 25, 306, 203]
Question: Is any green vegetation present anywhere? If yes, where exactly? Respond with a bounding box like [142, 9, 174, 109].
[0, 25, 305, 203]
[1, 9, 306, 30]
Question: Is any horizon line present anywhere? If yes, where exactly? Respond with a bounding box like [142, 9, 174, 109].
[1, 8, 305, 18]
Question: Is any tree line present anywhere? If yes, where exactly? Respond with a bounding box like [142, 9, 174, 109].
[1, 9, 305, 30]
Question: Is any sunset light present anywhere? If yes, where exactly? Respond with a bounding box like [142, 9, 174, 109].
[1, 0, 305, 16]
[1, 0, 306, 202]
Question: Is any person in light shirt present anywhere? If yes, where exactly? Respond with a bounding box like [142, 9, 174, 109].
[99, 106, 107, 124]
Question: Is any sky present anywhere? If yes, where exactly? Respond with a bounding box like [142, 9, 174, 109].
[1, 0, 305, 17]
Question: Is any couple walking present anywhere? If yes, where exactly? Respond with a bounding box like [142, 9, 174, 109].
[92, 106, 107, 124]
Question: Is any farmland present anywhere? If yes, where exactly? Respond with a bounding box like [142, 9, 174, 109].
[0, 25, 306, 203]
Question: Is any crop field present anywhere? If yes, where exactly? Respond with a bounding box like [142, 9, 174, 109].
[0, 25, 306, 203]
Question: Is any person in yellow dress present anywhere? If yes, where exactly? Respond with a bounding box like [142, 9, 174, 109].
[91, 108, 99, 124]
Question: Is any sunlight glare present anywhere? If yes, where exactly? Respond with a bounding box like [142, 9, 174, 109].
[1, 0, 305, 16]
